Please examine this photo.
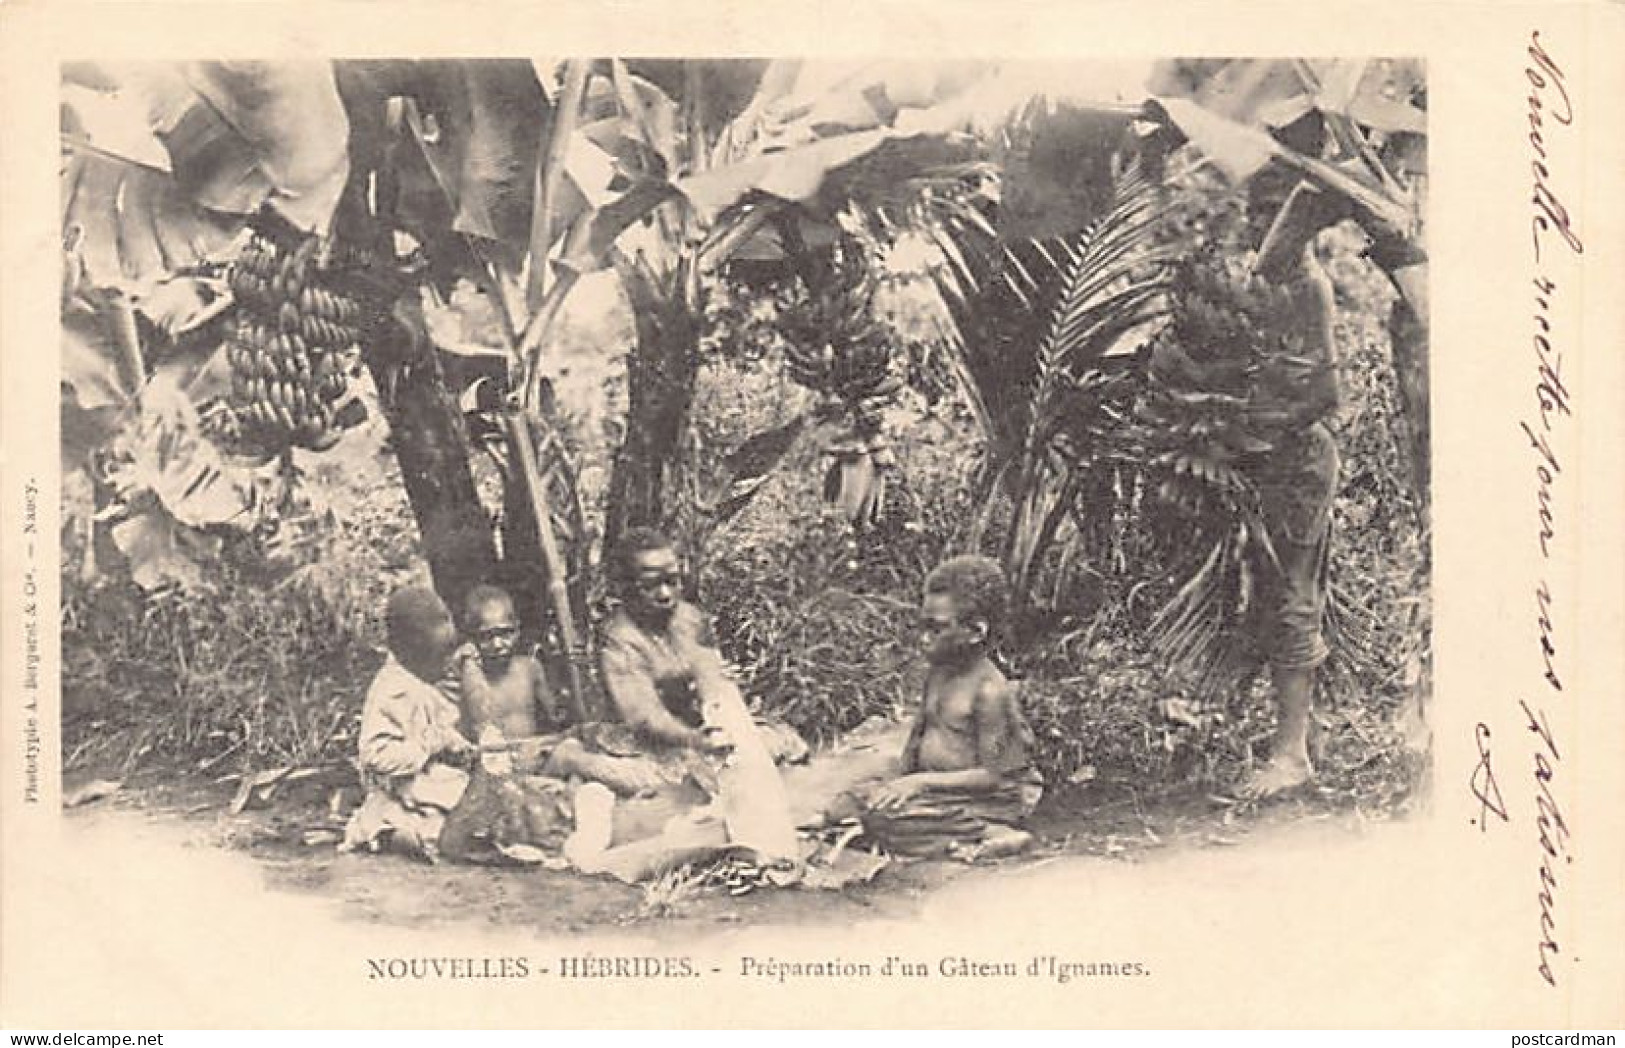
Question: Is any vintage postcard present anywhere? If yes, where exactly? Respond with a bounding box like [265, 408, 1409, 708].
[2, 0, 1621, 1031]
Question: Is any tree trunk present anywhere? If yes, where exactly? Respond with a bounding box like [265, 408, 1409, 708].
[1382, 259, 1431, 757]
[603, 260, 701, 554]
[367, 319, 498, 615]
[1386, 263, 1430, 525]
[331, 78, 498, 617]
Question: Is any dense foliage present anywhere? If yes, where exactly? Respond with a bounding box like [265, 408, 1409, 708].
[60, 58, 1429, 812]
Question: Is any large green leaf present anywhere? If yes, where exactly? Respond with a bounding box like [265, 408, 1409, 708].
[62, 303, 136, 411]
[625, 58, 776, 144]
[1310, 59, 1426, 136]
[673, 60, 997, 225]
[676, 128, 891, 220]
[1147, 59, 1315, 128]
[554, 180, 681, 275]
[1155, 98, 1280, 183]
[63, 61, 351, 286]
[60, 148, 241, 291]
[109, 504, 207, 592]
[67, 62, 350, 228]
[104, 374, 254, 530]
[1029, 166, 1167, 420]
[373, 60, 551, 262]
[426, 62, 549, 253]
[171, 62, 351, 229]
[1151, 58, 1426, 138]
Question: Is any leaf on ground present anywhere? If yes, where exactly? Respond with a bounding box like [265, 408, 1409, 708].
[492, 842, 553, 866]
[801, 848, 889, 890]
[229, 765, 293, 815]
[64, 779, 123, 808]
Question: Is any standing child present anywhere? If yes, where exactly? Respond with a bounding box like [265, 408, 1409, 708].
[860, 555, 1044, 859]
[342, 586, 476, 861]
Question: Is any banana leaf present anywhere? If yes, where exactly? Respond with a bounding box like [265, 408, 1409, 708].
[367, 60, 551, 264]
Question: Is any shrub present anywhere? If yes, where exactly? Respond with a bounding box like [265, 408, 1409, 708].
[61, 450, 424, 777]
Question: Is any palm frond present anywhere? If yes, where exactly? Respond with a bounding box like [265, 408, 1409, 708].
[1023, 163, 1169, 464]
[1145, 520, 1263, 706]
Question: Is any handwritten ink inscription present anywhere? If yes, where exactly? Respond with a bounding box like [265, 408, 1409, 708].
[1471, 29, 1584, 992]
[1470, 724, 1508, 830]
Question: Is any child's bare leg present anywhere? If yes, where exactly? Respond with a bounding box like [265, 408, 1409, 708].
[1241, 664, 1315, 797]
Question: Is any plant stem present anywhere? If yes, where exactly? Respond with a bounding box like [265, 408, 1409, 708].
[109, 295, 145, 395]
[527, 58, 589, 314]
[502, 409, 590, 723]
[519, 265, 582, 414]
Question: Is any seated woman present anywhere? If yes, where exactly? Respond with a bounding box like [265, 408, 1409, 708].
[598, 528, 734, 755]
[567, 528, 800, 879]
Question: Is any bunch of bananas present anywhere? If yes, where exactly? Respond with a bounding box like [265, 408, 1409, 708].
[225, 232, 377, 452]
[1164, 257, 1298, 372]
[779, 259, 910, 528]
[1138, 253, 1342, 524]
[782, 267, 903, 413]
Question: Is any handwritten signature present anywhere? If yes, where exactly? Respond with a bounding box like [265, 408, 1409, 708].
[1469, 724, 1509, 830]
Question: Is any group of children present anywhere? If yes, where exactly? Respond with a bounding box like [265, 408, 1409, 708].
[343, 542, 1047, 873]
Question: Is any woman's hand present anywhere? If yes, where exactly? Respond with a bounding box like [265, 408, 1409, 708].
[870, 774, 927, 811]
[697, 725, 734, 756]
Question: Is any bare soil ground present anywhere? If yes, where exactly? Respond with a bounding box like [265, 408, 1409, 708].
[61, 770, 1409, 939]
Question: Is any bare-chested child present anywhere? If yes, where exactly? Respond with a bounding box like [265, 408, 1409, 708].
[860, 556, 1044, 859]
[453, 582, 667, 804]
[456, 585, 569, 748]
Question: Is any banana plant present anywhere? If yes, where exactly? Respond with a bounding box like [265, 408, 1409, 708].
[1148, 57, 1429, 515]
[576, 59, 994, 550]
[59, 59, 991, 709]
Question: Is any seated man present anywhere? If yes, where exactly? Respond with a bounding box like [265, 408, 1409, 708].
[858, 555, 1044, 860]
[341, 586, 476, 861]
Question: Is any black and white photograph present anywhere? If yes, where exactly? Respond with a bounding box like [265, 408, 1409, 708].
[4, 2, 1623, 1032]
[53, 52, 1432, 909]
